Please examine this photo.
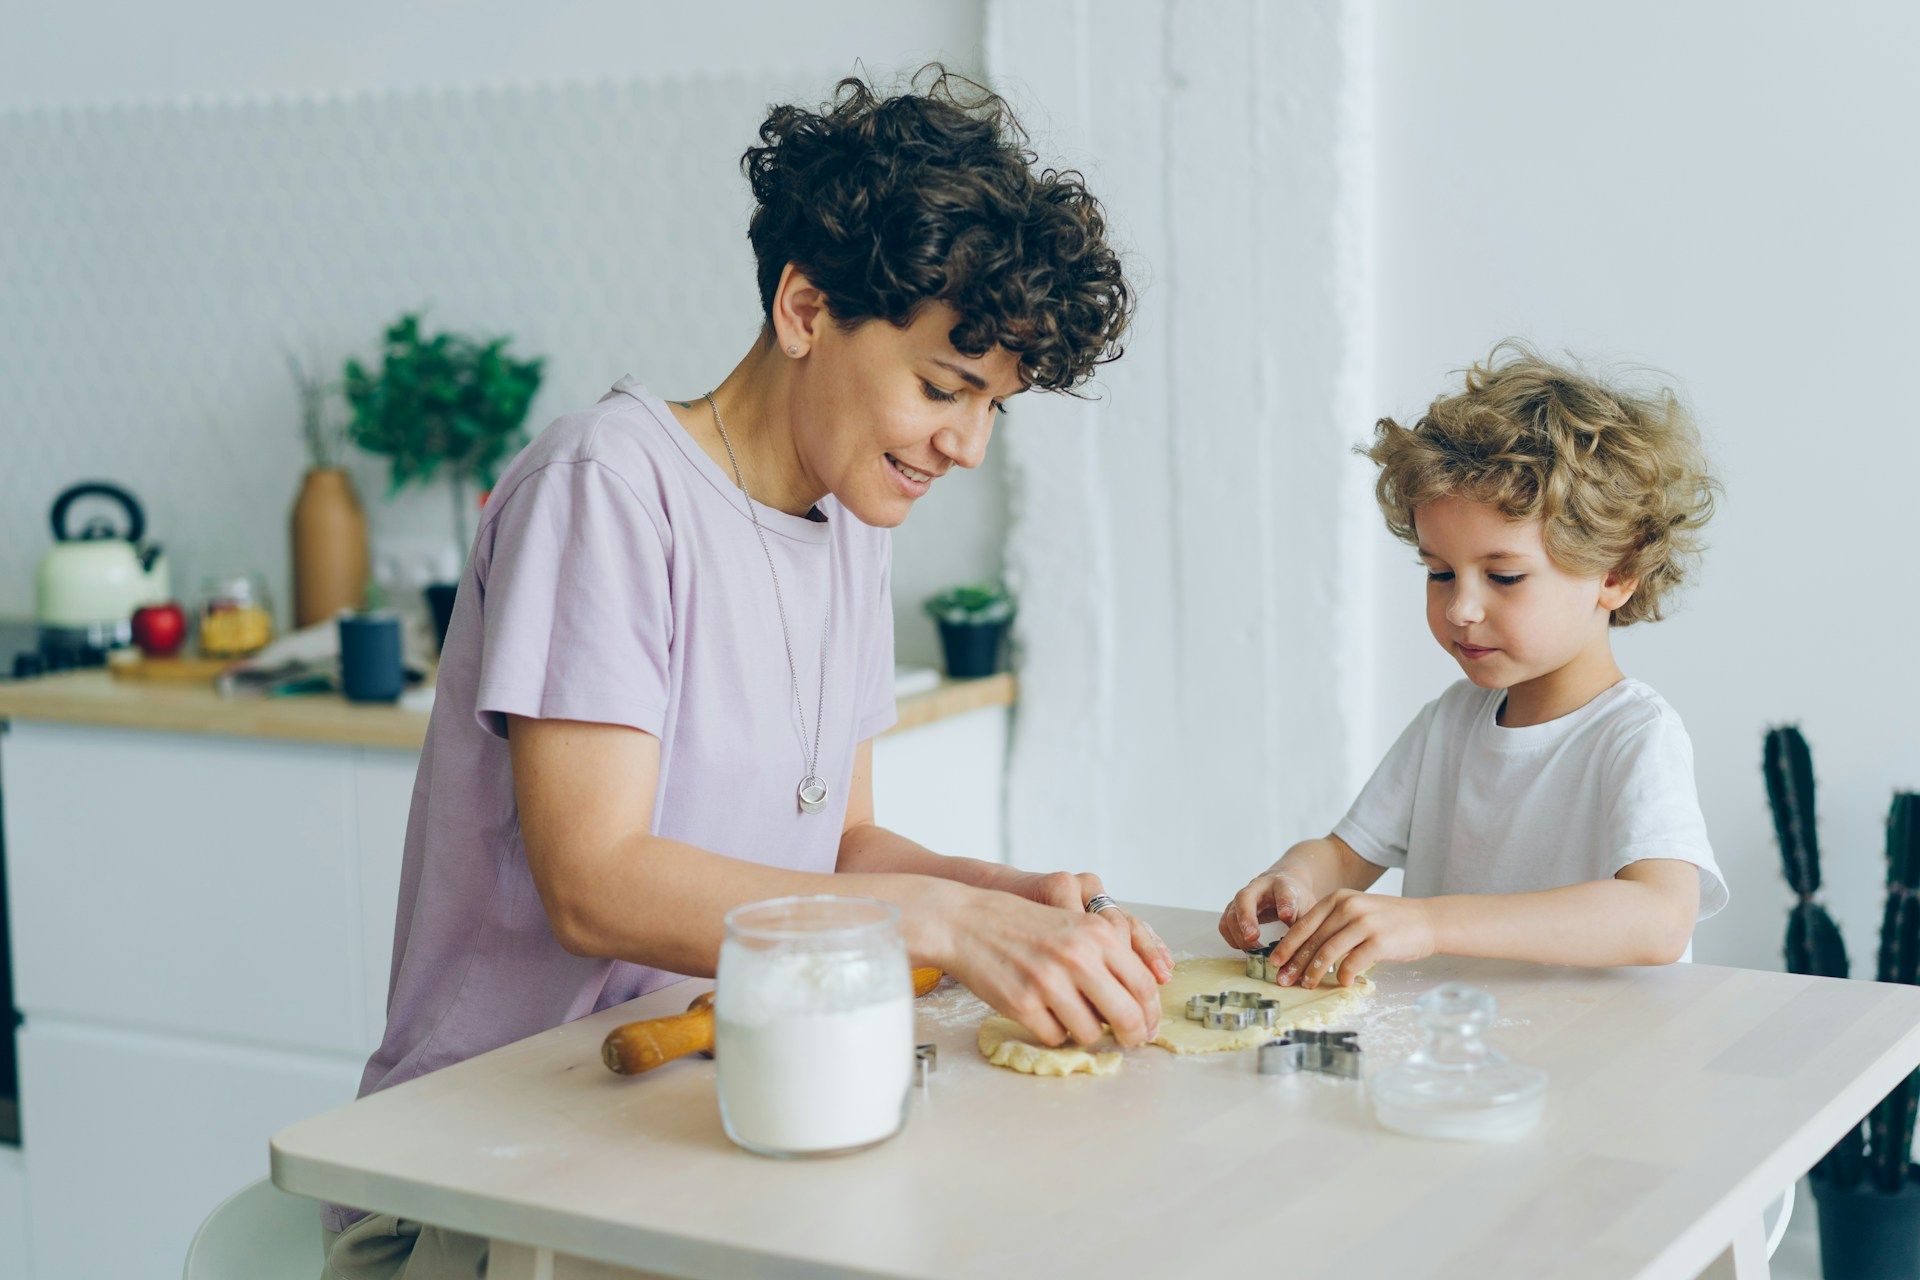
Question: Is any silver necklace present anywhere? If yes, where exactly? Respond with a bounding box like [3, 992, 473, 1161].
[705, 392, 832, 815]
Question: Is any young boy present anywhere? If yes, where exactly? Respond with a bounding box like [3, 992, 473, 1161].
[1221, 343, 1727, 987]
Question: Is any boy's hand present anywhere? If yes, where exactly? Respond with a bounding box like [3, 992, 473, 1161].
[1218, 871, 1318, 951]
[1268, 889, 1436, 988]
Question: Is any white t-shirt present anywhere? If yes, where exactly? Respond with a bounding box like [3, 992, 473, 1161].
[1332, 678, 1729, 926]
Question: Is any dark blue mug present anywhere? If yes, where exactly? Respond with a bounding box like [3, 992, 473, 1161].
[338, 612, 404, 703]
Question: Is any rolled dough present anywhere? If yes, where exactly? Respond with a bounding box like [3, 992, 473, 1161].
[977, 1023, 1123, 1077]
[976, 955, 1374, 1076]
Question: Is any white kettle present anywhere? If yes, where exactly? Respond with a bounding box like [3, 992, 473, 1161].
[35, 482, 171, 656]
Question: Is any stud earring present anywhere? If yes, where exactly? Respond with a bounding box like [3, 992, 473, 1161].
[786, 345, 800, 356]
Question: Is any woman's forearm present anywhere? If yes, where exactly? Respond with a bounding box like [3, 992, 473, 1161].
[835, 820, 1024, 892]
[1425, 879, 1693, 968]
[555, 831, 971, 976]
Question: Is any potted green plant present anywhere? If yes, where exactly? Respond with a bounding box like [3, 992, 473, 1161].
[1765, 725, 1920, 1279]
[924, 582, 1015, 679]
[343, 312, 543, 652]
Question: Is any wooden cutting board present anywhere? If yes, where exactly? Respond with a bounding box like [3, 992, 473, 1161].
[106, 653, 236, 684]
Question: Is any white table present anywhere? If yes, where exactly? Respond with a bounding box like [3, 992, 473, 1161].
[271, 905, 1920, 1279]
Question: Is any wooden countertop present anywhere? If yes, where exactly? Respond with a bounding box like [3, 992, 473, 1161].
[0, 669, 1014, 751]
[271, 903, 1920, 1280]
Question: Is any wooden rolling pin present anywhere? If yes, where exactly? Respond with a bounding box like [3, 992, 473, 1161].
[601, 966, 944, 1075]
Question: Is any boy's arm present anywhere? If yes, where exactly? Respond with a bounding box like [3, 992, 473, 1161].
[1427, 858, 1700, 967]
[1273, 857, 1701, 987]
[1218, 834, 1385, 949]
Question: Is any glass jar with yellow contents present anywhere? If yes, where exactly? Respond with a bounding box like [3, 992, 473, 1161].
[197, 571, 276, 658]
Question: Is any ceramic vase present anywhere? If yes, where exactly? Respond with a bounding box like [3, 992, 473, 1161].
[291, 468, 369, 627]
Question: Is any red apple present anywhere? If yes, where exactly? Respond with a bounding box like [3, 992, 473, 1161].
[131, 601, 187, 657]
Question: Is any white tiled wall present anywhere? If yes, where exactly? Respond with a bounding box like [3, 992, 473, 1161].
[0, 68, 1005, 667]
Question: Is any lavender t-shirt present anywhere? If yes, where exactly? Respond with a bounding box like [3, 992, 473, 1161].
[324, 378, 896, 1231]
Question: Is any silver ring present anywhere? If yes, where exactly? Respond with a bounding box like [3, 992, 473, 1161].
[1084, 894, 1119, 915]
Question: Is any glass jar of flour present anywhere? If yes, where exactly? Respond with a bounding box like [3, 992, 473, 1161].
[715, 896, 914, 1157]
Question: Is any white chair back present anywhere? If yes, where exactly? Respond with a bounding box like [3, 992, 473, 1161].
[183, 1178, 324, 1280]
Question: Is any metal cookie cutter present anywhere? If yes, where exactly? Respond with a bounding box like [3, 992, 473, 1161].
[1221, 991, 1284, 1027]
[915, 1043, 937, 1089]
[1185, 991, 1282, 1031]
[1244, 941, 1282, 983]
[1204, 1005, 1254, 1031]
[1258, 1029, 1362, 1079]
[1185, 993, 1223, 1021]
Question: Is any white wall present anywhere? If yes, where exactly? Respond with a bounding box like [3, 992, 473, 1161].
[0, 0, 995, 668]
[0, 1, 977, 110]
[987, 0, 1916, 974]
[1371, 0, 1920, 969]
[986, 0, 1379, 908]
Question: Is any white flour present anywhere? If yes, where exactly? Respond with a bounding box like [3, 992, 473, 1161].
[715, 999, 913, 1153]
[714, 946, 913, 1154]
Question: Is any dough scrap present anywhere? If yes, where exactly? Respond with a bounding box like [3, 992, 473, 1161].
[978, 1018, 1123, 1076]
[976, 955, 1374, 1076]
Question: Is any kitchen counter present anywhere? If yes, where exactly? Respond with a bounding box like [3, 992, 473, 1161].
[0, 668, 1014, 749]
[271, 903, 1920, 1280]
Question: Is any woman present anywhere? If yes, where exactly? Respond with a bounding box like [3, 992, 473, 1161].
[322, 68, 1164, 1278]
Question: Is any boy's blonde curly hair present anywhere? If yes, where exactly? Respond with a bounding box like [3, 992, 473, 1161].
[1366, 342, 1718, 626]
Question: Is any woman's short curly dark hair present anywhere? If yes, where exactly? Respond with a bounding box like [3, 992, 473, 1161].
[742, 66, 1132, 393]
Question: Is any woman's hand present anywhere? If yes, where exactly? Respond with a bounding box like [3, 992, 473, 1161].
[1267, 889, 1436, 988]
[1218, 869, 1319, 951]
[1006, 869, 1172, 983]
[937, 884, 1166, 1049]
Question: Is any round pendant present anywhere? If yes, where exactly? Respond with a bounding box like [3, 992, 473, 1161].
[797, 775, 829, 814]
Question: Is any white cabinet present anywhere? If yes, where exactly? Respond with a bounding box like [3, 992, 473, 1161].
[0, 1145, 26, 1280]
[872, 704, 1008, 861]
[5, 722, 370, 1055]
[17, 1019, 353, 1280]
[0, 722, 410, 1280]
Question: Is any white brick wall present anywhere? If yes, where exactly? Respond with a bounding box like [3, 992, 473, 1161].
[986, 0, 1378, 907]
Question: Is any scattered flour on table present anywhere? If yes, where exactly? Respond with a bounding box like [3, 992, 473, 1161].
[918, 977, 996, 1030]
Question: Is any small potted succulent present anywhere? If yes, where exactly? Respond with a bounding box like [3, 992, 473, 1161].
[344, 312, 543, 653]
[924, 582, 1015, 679]
[1765, 725, 1920, 1279]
